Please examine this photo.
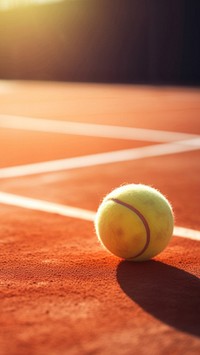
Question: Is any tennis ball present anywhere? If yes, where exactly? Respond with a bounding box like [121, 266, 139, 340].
[95, 184, 174, 261]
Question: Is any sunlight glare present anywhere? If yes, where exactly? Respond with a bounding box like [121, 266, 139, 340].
[0, 0, 64, 11]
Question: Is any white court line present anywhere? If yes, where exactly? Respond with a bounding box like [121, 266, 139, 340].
[0, 192, 95, 222]
[0, 138, 200, 179]
[0, 191, 199, 242]
[173, 227, 200, 241]
[0, 115, 199, 142]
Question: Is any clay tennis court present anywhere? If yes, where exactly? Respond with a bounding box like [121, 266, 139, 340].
[0, 81, 200, 354]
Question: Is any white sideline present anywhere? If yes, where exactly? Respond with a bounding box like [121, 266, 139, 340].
[0, 115, 199, 142]
[0, 138, 200, 179]
[0, 191, 199, 242]
[173, 227, 200, 241]
[0, 191, 95, 222]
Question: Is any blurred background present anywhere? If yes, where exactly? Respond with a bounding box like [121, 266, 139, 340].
[0, 0, 199, 85]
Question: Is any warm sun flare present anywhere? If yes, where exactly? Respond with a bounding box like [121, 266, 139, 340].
[0, 0, 63, 10]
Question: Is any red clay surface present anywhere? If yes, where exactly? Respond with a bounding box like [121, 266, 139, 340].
[0, 82, 200, 355]
[1, 82, 200, 134]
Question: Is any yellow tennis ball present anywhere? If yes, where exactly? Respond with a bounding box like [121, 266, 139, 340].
[95, 184, 174, 261]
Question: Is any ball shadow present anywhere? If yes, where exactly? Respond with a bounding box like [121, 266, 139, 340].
[117, 260, 200, 337]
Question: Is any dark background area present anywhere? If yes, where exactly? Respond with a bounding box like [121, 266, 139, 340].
[0, 0, 199, 85]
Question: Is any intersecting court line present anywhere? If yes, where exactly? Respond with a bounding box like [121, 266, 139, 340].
[0, 115, 199, 142]
[0, 138, 200, 179]
[0, 116, 199, 241]
[1, 115, 199, 179]
[0, 191, 199, 242]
